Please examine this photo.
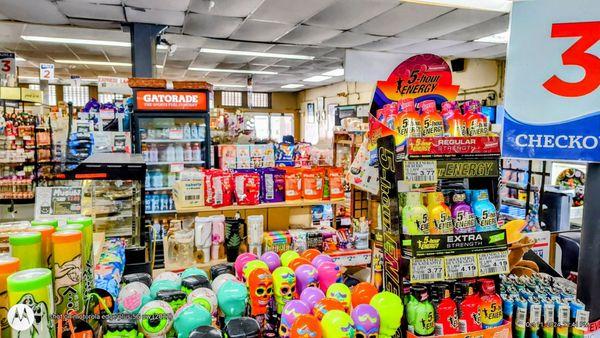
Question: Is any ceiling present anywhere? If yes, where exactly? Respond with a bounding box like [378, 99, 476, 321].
[0, 0, 509, 92]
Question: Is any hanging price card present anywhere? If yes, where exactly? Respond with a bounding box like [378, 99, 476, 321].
[410, 257, 444, 282]
[403, 160, 437, 183]
[445, 254, 478, 279]
[170, 163, 184, 173]
[477, 251, 509, 276]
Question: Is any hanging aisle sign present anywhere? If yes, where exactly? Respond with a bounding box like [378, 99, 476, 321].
[502, 0, 600, 162]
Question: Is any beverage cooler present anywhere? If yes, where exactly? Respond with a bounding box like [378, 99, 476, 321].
[131, 89, 211, 217]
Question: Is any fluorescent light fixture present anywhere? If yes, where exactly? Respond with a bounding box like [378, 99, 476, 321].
[54, 59, 131, 67]
[401, 0, 511, 12]
[322, 68, 344, 77]
[214, 84, 247, 88]
[303, 75, 331, 82]
[21, 35, 168, 49]
[188, 67, 277, 75]
[476, 30, 510, 43]
[200, 48, 314, 60]
[15, 57, 26, 62]
[281, 84, 304, 89]
[155, 65, 164, 69]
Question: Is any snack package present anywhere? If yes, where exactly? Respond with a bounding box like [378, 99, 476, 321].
[260, 168, 286, 203]
[250, 145, 266, 168]
[212, 171, 234, 207]
[294, 142, 312, 167]
[203, 169, 216, 206]
[219, 145, 237, 169]
[233, 171, 261, 205]
[328, 167, 345, 200]
[263, 144, 275, 167]
[288, 230, 308, 252]
[236, 145, 252, 169]
[302, 168, 325, 200]
[284, 167, 303, 201]
[275, 142, 295, 166]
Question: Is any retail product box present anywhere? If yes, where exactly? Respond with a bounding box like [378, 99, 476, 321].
[263, 144, 275, 167]
[263, 230, 292, 254]
[218, 145, 237, 170]
[250, 144, 273, 168]
[236, 145, 252, 169]
[406, 320, 512, 338]
[172, 180, 204, 209]
[404, 136, 501, 159]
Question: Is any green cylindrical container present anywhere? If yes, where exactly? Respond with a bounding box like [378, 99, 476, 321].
[9, 232, 42, 270]
[31, 219, 59, 229]
[52, 230, 84, 315]
[0, 256, 19, 338]
[8, 268, 55, 337]
[64, 217, 94, 292]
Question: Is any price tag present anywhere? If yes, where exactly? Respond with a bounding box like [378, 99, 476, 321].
[477, 251, 509, 276]
[445, 254, 477, 279]
[403, 160, 437, 183]
[170, 163, 184, 173]
[39, 63, 55, 80]
[410, 257, 444, 282]
[0, 52, 15, 78]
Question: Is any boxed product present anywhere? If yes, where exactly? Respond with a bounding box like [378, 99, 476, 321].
[236, 145, 252, 169]
[275, 142, 294, 166]
[263, 231, 292, 254]
[288, 229, 308, 252]
[263, 144, 275, 167]
[172, 179, 205, 208]
[219, 145, 237, 169]
[259, 167, 285, 203]
[294, 142, 312, 167]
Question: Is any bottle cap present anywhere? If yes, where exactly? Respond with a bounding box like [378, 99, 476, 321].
[9, 232, 41, 246]
[51, 230, 83, 244]
[0, 256, 19, 274]
[7, 268, 52, 292]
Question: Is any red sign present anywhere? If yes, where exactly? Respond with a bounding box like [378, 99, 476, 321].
[406, 136, 501, 158]
[136, 90, 208, 111]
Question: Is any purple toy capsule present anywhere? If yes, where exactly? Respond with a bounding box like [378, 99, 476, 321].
[351, 304, 380, 337]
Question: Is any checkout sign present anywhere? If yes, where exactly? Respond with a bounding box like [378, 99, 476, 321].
[502, 0, 600, 162]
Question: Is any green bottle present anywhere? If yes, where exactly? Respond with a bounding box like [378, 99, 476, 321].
[414, 286, 435, 336]
[406, 285, 425, 332]
[402, 192, 429, 235]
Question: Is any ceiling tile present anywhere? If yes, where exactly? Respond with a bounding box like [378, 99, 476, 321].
[298, 46, 336, 57]
[221, 55, 256, 63]
[438, 14, 509, 41]
[125, 7, 185, 26]
[230, 20, 295, 42]
[278, 25, 342, 45]
[321, 31, 382, 48]
[57, 1, 124, 21]
[266, 45, 307, 54]
[305, 0, 398, 30]
[353, 3, 453, 36]
[275, 59, 308, 67]
[434, 41, 496, 57]
[355, 37, 426, 51]
[167, 48, 199, 61]
[125, 0, 191, 11]
[23, 24, 129, 42]
[454, 43, 507, 58]
[188, 0, 263, 17]
[393, 39, 464, 53]
[250, 0, 337, 24]
[0, 0, 68, 24]
[231, 42, 274, 52]
[184, 13, 243, 38]
[162, 33, 208, 49]
[396, 9, 502, 39]
[165, 59, 192, 69]
[69, 19, 122, 29]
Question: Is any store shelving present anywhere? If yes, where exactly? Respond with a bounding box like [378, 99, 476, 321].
[146, 187, 173, 191]
[174, 198, 345, 214]
[146, 161, 205, 166]
[142, 138, 204, 143]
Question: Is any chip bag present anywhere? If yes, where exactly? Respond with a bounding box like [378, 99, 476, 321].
[302, 168, 324, 200]
[328, 167, 345, 200]
[234, 171, 261, 205]
[284, 167, 303, 201]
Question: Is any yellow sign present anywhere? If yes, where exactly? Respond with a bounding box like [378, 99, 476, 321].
[21, 88, 42, 103]
[0, 87, 20, 100]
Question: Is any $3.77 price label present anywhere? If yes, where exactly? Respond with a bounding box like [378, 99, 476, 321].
[410, 257, 444, 282]
[445, 254, 478, 279]
[477, 251, 509, 276]
[403, 160, 437, 183]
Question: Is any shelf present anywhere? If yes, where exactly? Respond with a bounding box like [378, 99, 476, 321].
[335, 140, 354, 146]
[146, 187, 173, 192]
[146, 209, 177, 215]
[499, 212, 523, 221]
[159, 258, 228, 274]
[142, 139, 204, 143]
[501, 181, 540, 192]
[146, 161, 204, 166]
[500, 197, 526, 208]
[175, 198, 345, 214]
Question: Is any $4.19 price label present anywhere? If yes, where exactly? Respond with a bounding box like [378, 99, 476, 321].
[445, 254, 477, 279]
[403, 160, 437, 183]
[410, 257, 444, 282]
[477, 251, 509, 276]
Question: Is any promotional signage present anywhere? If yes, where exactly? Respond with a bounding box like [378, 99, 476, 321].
[20, 88, 42, 103]
[136, 90, 208, 111]
[437, 159, 500, 179]
[407, 229, 508, 258]
[0, 52, 15, 78]
[35, 187, 82, 219]
[503, 0, 600, 161]
[98, 76, 132, 95]
[406, 136, 501, 158]
[39, 63, 54, 80]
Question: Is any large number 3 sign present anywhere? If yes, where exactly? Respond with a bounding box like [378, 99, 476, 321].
[543, 21, 600, 97]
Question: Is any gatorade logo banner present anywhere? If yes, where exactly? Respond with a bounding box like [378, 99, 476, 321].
[503, 0, 600, 161]
[136, 90, 208, 111]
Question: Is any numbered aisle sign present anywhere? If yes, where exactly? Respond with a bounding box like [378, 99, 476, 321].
[0, 52, 15, 78]
[39, 63, 54, 80]
[502, 0, 600, 161]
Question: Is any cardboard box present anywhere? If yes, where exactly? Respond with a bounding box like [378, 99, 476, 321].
[173, 180, 205, 208]
[236, 145, 252, 169]
[218, 145, 237, 169]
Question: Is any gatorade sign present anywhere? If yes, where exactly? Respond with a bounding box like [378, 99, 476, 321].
[502, 0, 600, 161]
[136, 90, 208, 111]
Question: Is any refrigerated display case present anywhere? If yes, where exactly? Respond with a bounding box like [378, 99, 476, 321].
[131, 89, 211, 217]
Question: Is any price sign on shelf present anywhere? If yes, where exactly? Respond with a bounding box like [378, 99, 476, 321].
[403, 160, 437, 183]
[0, 52, 15, 78]
[410, 257, 444, 282]
[477, 251, 509, 276]
[445, 254, 478, 279]
[39, 63, 54, 80]
[170, 163, 184, 173]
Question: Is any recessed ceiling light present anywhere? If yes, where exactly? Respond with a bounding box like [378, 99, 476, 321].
[303, 75, 331, 82]
[475, 30, 510, 43]
[21, 35, 168, 49]
[214, 84, 247, 88]
[188, 67, 277, 75]
[281, 84, 304, 89]
[199, 48, 314, 60]
[322, 68, 344, 77]
[401, 0, 511, 12]
[54, 59, 131, 67]
[15, 57, 26, 62]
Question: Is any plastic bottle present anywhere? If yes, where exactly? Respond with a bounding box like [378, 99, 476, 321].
[160, 194, 169, 211]
[184, 143, 193, 162]
[414, 285, 435, 336]
[427, 192, 454, 234]
[149, 145, 158, 162]
[459, 282, 483, 332]
[145, 195, 152, 212]
[446, 108, 468, 137]
[192, 143, 202, 162]
[434, 284, 460, 335]
[419, 100, 444, 137]
[146, 171, 152, 188]
[191, 122, 199, 139]
[464, 101, 487, 136]
[479, 279, 503, 328]
[152, 170, 163, 188]
[471, 190, 499, 232]
[402, 192, 429, 235]
[183, 123, 191, 139]
[151, 192, 160, 212]
[153, 220, 161, 239]
[141, 144, 149, 162]
[395, 98, 422, 139]
[175, 144, 184, 162]
[450, 191, 476, 234]
[166, 144, 176, 162]
[406, 285, 425, 333]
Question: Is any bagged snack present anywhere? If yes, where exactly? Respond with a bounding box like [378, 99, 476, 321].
[259, 168, 285, 203]
[328, 167, 345, 200]
[212, 171, 234, 207]
[294, 142, 312, 167]
[275, 142, 295, 166]
[302, 168, 325, 200]
[233, 171, 261, 205]
[284, 167, 303, 201]
[203, 169, 216, 206]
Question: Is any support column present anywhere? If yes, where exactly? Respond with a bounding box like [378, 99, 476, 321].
[577, 162, 600, 321]
[129, 23, 167, 78]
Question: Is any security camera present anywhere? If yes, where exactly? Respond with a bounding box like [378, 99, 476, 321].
[168, 44, 177, 56]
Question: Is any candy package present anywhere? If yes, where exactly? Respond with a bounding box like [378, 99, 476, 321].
[212, 171, 234, 207]
[234, 171, 261, 205]
[203, 169, 216, 206]
[259, 167, 285, 203]
[302, 168, 324, 200]
[284, 167, 303, 201]
[294, 142, 312, 167]
[236, 145, 252, 169]
[328, 167, 345, 200]
[275, 142, 294, 166]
